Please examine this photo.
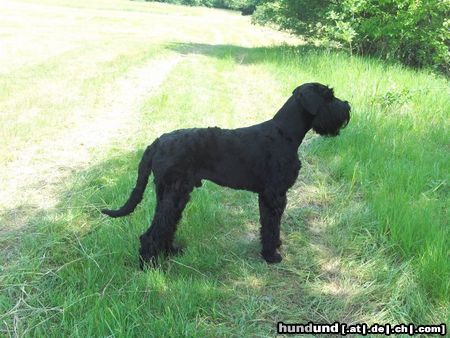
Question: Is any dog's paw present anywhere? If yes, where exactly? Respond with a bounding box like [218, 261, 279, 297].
[261, 250, 283, 264]
[139, 246, 159, 270]
[139, 253, 158, 270]
[167, 244, 184, 256]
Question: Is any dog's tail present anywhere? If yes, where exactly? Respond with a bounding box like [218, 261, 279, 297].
[101, 141, 158, 218]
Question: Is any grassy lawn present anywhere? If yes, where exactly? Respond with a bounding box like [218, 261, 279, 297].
[1, 0, 448, 336]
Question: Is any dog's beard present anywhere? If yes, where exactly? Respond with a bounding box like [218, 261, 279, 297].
[311, 103, 350, 137]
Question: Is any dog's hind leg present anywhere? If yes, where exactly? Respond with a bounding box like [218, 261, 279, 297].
[258, 191, 287, 263]
[139, 182, 192, 268]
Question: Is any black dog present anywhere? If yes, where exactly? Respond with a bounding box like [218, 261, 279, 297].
[102, 83, 350, 267]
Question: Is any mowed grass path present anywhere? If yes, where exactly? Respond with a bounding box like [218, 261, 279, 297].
[1, 0, 448, 336]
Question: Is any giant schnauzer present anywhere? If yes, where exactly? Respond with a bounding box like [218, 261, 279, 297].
[102, 83, 350, 267]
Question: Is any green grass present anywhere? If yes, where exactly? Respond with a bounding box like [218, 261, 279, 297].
[1, 0, 449, 336]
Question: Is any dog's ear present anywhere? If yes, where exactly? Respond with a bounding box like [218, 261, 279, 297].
[293, 83, 334, 115]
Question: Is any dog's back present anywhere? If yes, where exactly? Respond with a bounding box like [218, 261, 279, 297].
[152, 125, 272, 191]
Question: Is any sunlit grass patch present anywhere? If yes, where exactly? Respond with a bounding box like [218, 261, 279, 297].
[0, 43, 166, 163]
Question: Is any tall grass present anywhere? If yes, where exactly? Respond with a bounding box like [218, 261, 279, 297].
[174, 43, 450, 302]
[280, 47, 449, 301]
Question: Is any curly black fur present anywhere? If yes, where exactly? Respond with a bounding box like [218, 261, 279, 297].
[102, 83, 350, 268]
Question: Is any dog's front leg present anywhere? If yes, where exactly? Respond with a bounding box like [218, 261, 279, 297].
[258, 192, 287, 263]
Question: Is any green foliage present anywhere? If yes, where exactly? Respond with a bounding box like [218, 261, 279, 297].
[252, 0, 450, 73]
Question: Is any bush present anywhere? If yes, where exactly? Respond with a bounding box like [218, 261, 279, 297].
[252, 0, 450, 73]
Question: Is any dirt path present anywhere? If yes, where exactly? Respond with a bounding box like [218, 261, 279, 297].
[0, 55, 182, 233]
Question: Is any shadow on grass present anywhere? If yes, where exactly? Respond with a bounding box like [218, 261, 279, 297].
[167, 41, 333, 65]
[1, 140, 401, 336]
[165, 41, 410, 75]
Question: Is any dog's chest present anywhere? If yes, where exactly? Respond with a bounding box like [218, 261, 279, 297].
[273, 155, 301, 190]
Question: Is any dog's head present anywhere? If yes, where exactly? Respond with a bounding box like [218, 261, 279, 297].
[293, 83, 350, 136]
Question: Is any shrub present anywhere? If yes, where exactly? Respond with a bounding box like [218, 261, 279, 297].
[252, 0, 450, 73]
